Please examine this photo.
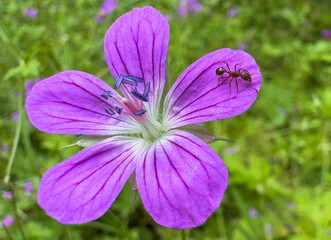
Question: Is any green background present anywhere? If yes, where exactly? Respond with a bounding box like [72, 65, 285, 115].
[1, 0, 331, 239]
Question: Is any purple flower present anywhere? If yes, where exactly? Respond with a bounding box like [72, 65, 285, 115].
[249, 207, 259, 218]
[1, 145, 8, 153]
[177, 0, 202, 18]
[100, 0, 118, 15]
[227, 6, 239, 18]
[25, 78, 42, 98]
[238, 41, 249, 51]
[24, 182, 34, 196]
[12, 111, 19, 122]
[25, 6, 261, 228]
[2, 216, 14, 228]
[288, 202, 296, 209]
[326, 229, 331, 237]
[2, 191, 13, 199]
[25, 7, 38, 19]
[94, 14, 104, 23]
[321, 29, 331, 39]
[264, 223, 273, 233]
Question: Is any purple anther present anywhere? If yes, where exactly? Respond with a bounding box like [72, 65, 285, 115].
[122, 78, 138, 86]
[143, 82, 151, 98]
[101, 91, 112, 100]
[126, 74, 144, 83]
[105, 108, 115, 115]
[114, 73, 124, 89]
[115, 106, 123, 114]
[133, 109, 147, 116]
[131, 89, 148, 102]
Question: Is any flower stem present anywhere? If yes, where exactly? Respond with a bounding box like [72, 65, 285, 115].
[4, 93, 22, 184]
[8, 182, 26, 240]
[131, 189, 137, 214]
[181, 229, 187, 240]
[3, 225, 14, 240]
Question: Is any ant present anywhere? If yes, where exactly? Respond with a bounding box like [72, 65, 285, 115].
[216, 62, 258, 95]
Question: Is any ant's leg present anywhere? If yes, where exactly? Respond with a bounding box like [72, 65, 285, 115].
[220, 61, 231, 72]
[228, 77, 233, 96]
[234, 63, 240, 71]
[236, 79, 239, 93]
[218, 76, 228, 85]
[245, 83, 259, 93]
[248, 87, 259, 94]
[238, 68, 246, 73]
[238, 68, 250, 75]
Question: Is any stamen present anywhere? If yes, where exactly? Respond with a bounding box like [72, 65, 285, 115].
[126, 74, 144, 83]
[143, 82, 151, 98]
[131, 89, 148, 102]
[115, 106, 123, 114]
[133, 109, 147, 116]
[122, 78, 138, 86]
[101, 91, 112, 100]
[114, 73, 124, 89]
[105, 108, 115, 115]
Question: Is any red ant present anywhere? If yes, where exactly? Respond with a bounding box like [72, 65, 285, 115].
[216, 62, 258, 95]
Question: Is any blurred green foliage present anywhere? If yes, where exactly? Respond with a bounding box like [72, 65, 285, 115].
[1, 0, 331, 239]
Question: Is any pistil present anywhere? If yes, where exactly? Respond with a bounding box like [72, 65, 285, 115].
[100, 73, 162, 140]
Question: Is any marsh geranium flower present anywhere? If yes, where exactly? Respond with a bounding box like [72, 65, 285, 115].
[2, 191, 12, 199]
[177, 0, 202, 18]
[101, 0, 118, 15]
[25, 7, 38, 19]
[2, 216, 14, 228]
[249, 207, 259, 218]
[95, 0, 118, 23]
[11, 111, 19, 122]
[321, 29, 331, 39]
[1, 145, 8, 153]
[26, 6, 261, 228]
[24, 182, 34, 196]
[227, 6, 239, 18]
[25, 78, 42, 98]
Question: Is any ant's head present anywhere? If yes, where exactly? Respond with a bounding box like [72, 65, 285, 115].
[216, 67, 226, 76]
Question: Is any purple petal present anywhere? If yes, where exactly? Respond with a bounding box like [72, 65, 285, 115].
[164, 48, 261, 128]
[136, 130, 228, 228]
[25, 7, 38, 19]
[321, 29, 331, 39]
[249, 207, 258, 218]
[104, 6, 169, 118]
[1, 145, 8, 153]
[26, 70, 139, 135]
[12, 111, 19, 122]
[227, 6, 239, 18]
[2, 216, 14, 227]
[38, 137, 141, 224]
[2, 191, 13, 199]
[100, 0, 118, 15]
[94, 14, 104, 23]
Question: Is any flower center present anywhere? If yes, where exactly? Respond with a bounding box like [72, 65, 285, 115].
[101, 74, 163, 140]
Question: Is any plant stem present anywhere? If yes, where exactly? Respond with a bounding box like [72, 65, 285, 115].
[3, 225, 14, 240]
[321, 121, 330, 185]
[181, 229, 187, 240]
[9, 183, 26, 240]
[131, 189, 137, 214]
[4, 93, 22, 184]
